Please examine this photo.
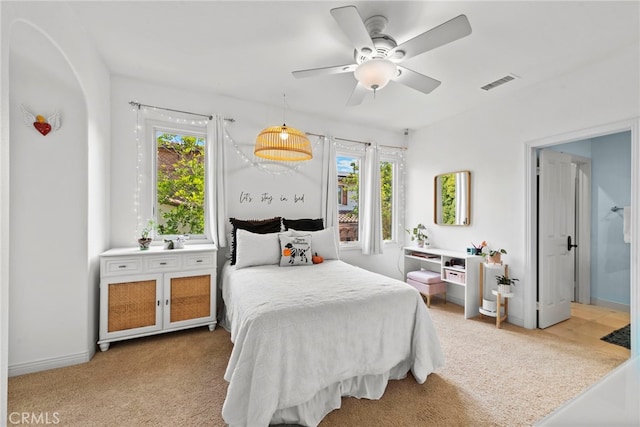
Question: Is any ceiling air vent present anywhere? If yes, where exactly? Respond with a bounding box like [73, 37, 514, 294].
[481, 74, 517, 91]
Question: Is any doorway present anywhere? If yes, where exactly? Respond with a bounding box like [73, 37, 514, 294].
[536, 148, 592, 326]
[524, 118, 638, 357]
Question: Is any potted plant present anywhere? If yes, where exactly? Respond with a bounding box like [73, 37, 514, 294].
[483, 246, 507, 264]
[406, 223, 428, 248]
[495, 273, 518, 294]
[138, 219, 156, 250]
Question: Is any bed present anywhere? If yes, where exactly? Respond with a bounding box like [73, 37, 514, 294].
[219, 258, 445, 426]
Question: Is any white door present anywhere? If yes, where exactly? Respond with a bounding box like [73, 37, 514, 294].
[538, 149, 574, 328]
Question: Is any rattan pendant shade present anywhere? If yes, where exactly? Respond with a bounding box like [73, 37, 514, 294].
[254, 124, 313, 161]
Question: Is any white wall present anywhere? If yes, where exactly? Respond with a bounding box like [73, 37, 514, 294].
[405, 43, 640, 327]
[9, 22, 88, 372]
[1, 0, 111, 393]
[590, 132, 632, 307]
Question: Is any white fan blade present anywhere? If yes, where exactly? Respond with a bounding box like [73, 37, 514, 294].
[330, 6, 375, 57]
[394, 66, 441, 94]
[390, 15, 472, 61]
[292, 64, 357, 79]
[346, 82, 368, 106]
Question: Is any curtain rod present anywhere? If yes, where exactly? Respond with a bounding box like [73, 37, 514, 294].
[128, 101, 236, 122]
[306, 132, 407, 151]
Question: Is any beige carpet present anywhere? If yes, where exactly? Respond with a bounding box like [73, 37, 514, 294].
[8, 303, 627, 427]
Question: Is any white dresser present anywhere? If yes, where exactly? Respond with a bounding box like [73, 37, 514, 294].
[98, 244, 217, 351]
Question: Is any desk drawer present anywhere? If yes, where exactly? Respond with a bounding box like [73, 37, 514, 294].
[104, 258, 142, 276]
[147, 256, 180, 272]
[184, 253, 214, 269]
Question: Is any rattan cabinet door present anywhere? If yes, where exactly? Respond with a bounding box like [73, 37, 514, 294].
[99, 274, 163, 347]
[163, 270, 215, 330]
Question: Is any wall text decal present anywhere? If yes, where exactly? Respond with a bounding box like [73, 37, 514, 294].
[239, 191, 305, 205]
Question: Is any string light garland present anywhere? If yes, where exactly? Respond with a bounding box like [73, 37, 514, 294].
[130, 101, 406, 244]
[131, 102, 213, 238]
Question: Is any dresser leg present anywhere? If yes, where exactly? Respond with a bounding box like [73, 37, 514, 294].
[98, 342, 110, 352]
[208, 323, 216, 331]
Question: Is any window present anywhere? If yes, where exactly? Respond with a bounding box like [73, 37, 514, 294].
[337, 154, 361, 243]
[153, 126, 207, 239]
[336, 148, 402, 246]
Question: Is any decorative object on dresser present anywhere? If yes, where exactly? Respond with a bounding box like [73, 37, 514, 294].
[403, 246, 482, 318]
[406, 223, 428, 247]
[98, 244, 217, 351]
[138, 219, 156, 250]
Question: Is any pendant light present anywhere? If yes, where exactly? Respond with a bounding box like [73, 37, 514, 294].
[255, 94, 313, 161]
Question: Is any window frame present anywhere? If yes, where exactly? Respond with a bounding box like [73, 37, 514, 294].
[336, 150, 364, 248]
[147, 119, 210, 243]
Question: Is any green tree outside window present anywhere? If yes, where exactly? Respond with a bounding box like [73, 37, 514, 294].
[156, 132, 206, 235]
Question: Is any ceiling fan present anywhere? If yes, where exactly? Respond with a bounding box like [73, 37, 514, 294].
[292, 5, 472, 106]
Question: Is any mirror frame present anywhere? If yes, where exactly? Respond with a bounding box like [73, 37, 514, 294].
[434, 170, 471, 226]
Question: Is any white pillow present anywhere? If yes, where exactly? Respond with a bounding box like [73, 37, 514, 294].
[290, 226, 340, 260]
[235, 229, 282, 269]
[279, 234, 313, 266]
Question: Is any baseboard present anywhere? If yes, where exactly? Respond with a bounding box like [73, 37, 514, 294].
[8, 351, 91, 377]
[589, 298, 631, 313]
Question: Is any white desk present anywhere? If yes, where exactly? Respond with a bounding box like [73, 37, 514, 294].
[403, 247, 482, 318]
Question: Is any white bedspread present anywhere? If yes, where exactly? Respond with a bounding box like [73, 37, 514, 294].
[220, 260, 444, 427]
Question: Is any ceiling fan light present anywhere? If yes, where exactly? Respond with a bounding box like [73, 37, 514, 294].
[354, 59, 397, 91]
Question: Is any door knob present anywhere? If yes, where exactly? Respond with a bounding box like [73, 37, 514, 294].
[567, 235, 578, 251]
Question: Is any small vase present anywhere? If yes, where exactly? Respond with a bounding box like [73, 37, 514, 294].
[417, 240, 424, 248]
[138, 237, 152, 250]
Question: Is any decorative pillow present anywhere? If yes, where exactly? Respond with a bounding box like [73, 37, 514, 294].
[283, 218, 324, 231]
[290, 226, 339, 260]
[279, 234, 313, 266]
[229, 217, 282, 265]
[235, 229, 282, 269]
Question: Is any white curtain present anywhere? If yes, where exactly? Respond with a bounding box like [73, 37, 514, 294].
[206, 115, 227, 247]
[361, 144, 383, 254]
[321, 136, 339, 243]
